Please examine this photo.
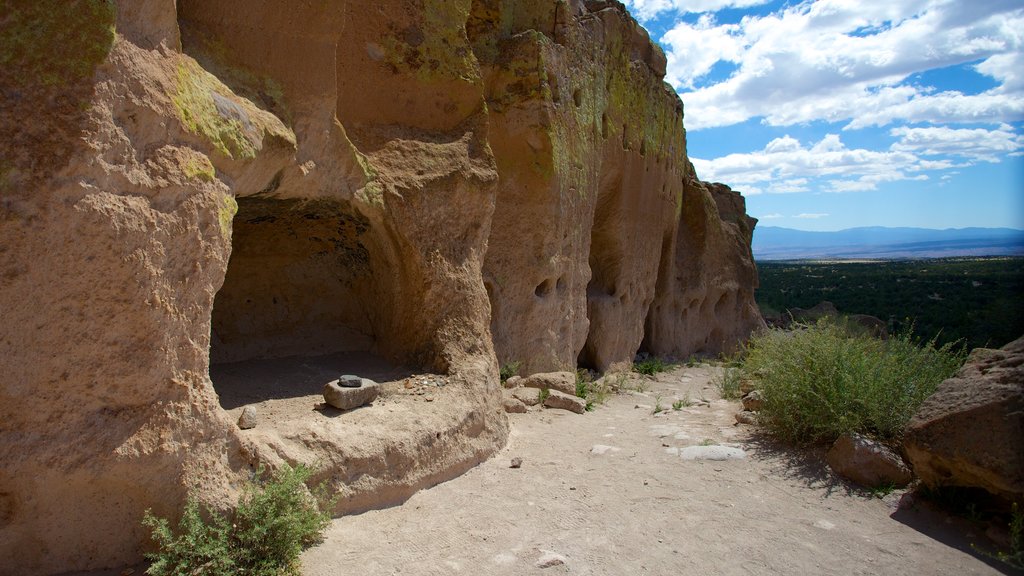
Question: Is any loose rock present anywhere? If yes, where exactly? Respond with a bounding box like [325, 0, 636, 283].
[826, 433, 912, 488]
[512, 387, 542, 407]
[680, 445, 747, 461]
[237, 406, 257, 430]
[503, 397, 527, 414]
[742, 389, 764, 412]
[510, 457, 523, 469]
[520, 372, 577, 395]
[323, 378, 379, 410]
[543, 390, 586, 414]
[535, 551, 567, 568]
[735, 410, 757, 425]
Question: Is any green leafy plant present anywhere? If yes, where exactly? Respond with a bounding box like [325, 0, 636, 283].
[672, 393, 691, 411]
[652, 395, 664, 414]
[499, 361, 521, 383]
[143, 464, 334, 576]
[742, 319, 965, 445]
[866, 482, 897, 499]
[575, 369, 590, 398]
[538, 388, 550, 404]
[633, 357, 673, 376]
[714, 367, 743, 400]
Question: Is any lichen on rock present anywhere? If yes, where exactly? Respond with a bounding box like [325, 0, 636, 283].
[0, 1, 764, 573]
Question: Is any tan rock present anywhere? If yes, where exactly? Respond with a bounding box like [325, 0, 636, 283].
[544, 390, 587, 414]
[237, 406, 258, 430]
[742, 390, 765, 412]
[520, 372, 578, 396]
[827, 433, 912, 488]
[323, 380, 380, 411]
[904, 337, 1024, 502]
[513, 387, 544, 407]
[0, 1, 760, 572]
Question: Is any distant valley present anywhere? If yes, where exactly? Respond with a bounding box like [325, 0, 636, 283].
[752, 226, 1024, 260]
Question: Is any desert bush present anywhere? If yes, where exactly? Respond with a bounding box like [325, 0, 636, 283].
[143, 463, 333, 576]
[499, 361, 521, 383]
[714, 366, 743, 399]
[633, 357, 672, 376]
[742, 319, 964, 445]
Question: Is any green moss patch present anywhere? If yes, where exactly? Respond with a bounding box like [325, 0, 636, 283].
[0, 0, 116, 89]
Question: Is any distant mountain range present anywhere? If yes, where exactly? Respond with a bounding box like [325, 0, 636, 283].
[752, 226, 1024, 260]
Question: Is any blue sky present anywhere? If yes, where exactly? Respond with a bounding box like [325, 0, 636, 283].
[620, 0, 1024, 231]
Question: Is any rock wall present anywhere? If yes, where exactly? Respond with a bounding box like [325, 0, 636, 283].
[0, 0, 761, 573]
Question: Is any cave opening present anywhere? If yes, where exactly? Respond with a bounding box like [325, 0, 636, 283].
[209, 197, 412, 412]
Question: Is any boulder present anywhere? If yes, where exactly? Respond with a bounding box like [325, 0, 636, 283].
[849, 314, 888, 339]
[826, 433, 912, 488]
[904, 337, 1024, 502]
[502, 395, 527, 414]
[734, 411, 757, 425]
[237, 406, 258, 430]
[512, 387, 543, 407]
[788, 301, 839, 323]
[543, 390, 587, 414]
[323, 378, 379, 411]
[741, 390, 764, 412]
[520, 372, 577, 396]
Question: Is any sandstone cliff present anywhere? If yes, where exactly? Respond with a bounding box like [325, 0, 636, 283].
[0, 0, 761, 572]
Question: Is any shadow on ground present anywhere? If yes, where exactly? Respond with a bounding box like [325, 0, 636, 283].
[211, 351, 416, 410]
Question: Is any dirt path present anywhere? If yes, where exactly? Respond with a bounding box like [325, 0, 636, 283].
[301, 365, 1008, 576]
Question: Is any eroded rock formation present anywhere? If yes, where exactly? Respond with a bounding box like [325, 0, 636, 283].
[0, 0, 761, 572]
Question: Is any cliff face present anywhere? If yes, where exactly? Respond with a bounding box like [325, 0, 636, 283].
[0, 0, 761, 572]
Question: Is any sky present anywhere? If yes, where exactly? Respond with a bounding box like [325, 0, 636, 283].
[619, 0, 1024, 231]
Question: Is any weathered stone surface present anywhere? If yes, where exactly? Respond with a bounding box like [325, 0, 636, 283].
[237, 406, 258, 430]
[734, 410, 757, 425]
[904, 337, 1024, 502]
[742, 390, 764, 412]
[0, 1, 760, 572]
[323, 380, 380, 411]
[477, 0, 761, 373]
[536, 551, 568, 568]
[827, 434, 912, 488]
[502, 395, 528, 414]
[520, 372, 578, 396]
[543, 390, 587, 414]
[512, 387, 543, 407]
[680, 445, 747, 461]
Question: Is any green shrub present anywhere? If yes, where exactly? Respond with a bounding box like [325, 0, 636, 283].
[633, 357, 672, 376]
[499, 361, 521, 383]
[575, 370, 590, 398]
[143, 464, 333, 576]
[714, 366, 743, 399]
[537, 388, 550, 404]
[743, 319, 964, 445]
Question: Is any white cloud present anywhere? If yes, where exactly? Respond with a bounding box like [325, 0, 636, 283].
[890, 124, 1024, 161]
[692, 133, 952, 194]
[759, 213, 784, 219]
[793, 213, 829, 219]
[660, 0, 1024, 130]
[622, 0, 770, 21]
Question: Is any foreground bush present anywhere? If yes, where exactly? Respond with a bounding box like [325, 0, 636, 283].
[743, 320, 965, 445]
[143, 464, 333, 576]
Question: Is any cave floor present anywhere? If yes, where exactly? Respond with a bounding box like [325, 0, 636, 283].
[211, 351, 440, 424]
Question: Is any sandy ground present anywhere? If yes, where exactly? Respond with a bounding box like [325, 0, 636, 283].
[301, 365, 1011, 576]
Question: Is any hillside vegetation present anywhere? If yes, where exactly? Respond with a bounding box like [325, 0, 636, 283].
[756, 257, 1024, 350]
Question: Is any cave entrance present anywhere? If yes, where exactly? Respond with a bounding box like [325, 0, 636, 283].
[209, 196, 412, 414]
